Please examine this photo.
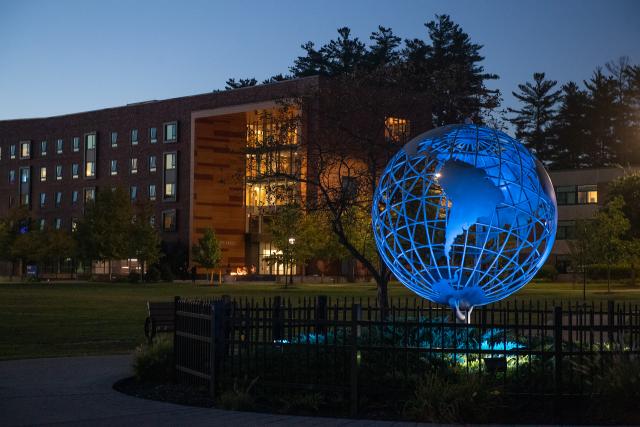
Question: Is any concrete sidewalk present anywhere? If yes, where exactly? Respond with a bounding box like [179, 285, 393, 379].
[0, 355, 435, 426]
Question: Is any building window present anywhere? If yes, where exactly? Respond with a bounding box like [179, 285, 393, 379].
[56, 139, 63, 154]
[149, 155, 157, 172]
[557, 220, 576, 240]
[72, 163, 79, 179]
[164, 122, 177, 143]
[54, 218, 62, 229]
[55, 191, 62, 208]
[111, 132, 118, 147]
[130, 158, 138, 174]
[163, 152, 177, 201]
[56, 165, 63, 181]
[40, 167, 47, 182]
[385, 117, 410, 144]
[149, 215, 155, 227]
[19, 167, 30, 206]
[9, 170, 15, 183]
[84, 133, 97, 179]
[39, 219, 46, 231]
[84, 188, 95, 203]
[149, 184, 156, 201]
[71, 218, 78, 232]
[20, 141, 31, 159]
[130, 186, 138, 201]
[162, 210, 177, 232]
[40, 192, 46, 207]
[10, 144, 16, 159]
[131, 129, 138, 145]
[110, 160, 118, 176]
[72, 190, 79, 204]
[556, 186, 576, 205]
[73, 137, 80, 152]
[149, 127, 157, 144]
[41, 141, 48, 157]
[577, 185, 598, 204]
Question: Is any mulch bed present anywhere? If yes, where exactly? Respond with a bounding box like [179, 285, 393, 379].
[113, 377, 214, 408]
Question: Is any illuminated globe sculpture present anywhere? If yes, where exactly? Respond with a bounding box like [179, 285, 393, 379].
[372, 124, 557, 321]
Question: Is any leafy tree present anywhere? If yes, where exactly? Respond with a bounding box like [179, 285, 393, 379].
[0, 206, 33, 276]
[588, 196, 630, 292]
[75, 187, 132, 279]
[10, 230, 45, 267]
[130, 201, 162, 280]
[191, 228, 222, 285]
[568, 219, 596, 297]
[607, 172, 640, 284]
[507, 72, 562, 159]
[41, 229, 77, 274]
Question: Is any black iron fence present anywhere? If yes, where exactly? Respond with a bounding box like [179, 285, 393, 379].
[174, 296, 640, 415]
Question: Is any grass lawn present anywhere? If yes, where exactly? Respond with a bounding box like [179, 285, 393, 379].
[1, 279, 639, 360]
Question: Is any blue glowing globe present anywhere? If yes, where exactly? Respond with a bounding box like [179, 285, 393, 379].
[372, 124, 557, 319]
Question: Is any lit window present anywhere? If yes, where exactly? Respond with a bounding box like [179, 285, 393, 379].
[164, 152, 176, 170]
[21, 168, 29, 183]
[111, 132, 118, 147]
[385, 117, 410, 144]
[9, 170, 15, 183]
[149, 127, 158, 144]
[10, 144, 16, 159]
[56, 139, 63, 154]
[130, 158, 138, 174]
[40, 192, 46, 207]
[164, 122, 177, 143]
[84, 188, 95, 203]
[577, 185, 597, 204]
[20, 141, 31, 159]
[55, 191, 62, 207]
[162, 210, 177, 232]
[39, 219, 46, 230]
[110, 160, 118, 176]
[73, 137, 80, 152]
[164, 183, 175, 198]
[54, 218, 62, 229]
[71, 218, 78, 232]
[72, 191, 79, 204]
[40, 167, 47, 182]
[56, 165, 62, 181]
[72, 164, 79, 179]
[149, 155, 157, 172]
[85, 162, 95, 178]
[130, 186, 138, 201]
[131, 129, 138, 145]
[41, 141, 47, 156]
[149, 184, 156, 201]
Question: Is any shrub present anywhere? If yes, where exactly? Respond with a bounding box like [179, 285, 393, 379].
[594, 355, 640, 420]
[535, 264, 558, 281]
[160, 263, 174, 282]
[403, 371, 500, 423]
[145, 265, 161, 282]
[217, 377, 259, 411]
[133, 335, 173, 383]
[128, 271, 141, 283]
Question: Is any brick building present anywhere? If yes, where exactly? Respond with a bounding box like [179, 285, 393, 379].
[0, 76, 428, 277]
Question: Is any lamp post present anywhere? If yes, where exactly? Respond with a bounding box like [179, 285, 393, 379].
[288, 237, 296, 286]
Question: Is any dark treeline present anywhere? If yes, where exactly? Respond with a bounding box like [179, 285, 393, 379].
[226, 16, 639, 170]
[508, 58, 640, 169]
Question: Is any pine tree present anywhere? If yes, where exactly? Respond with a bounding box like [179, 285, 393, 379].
[584, 68, 619, 166]
[550, 82, 590, 169]
[507, 72, 561, 161]
[366, 26, 401, 68]
[224, 77, 257, 90]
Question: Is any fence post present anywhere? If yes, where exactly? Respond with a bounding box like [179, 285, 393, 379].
[316, 295, 328, 335]
[272, 296, 283, 342]
[350, 303, 362, 417]
[607, 300, 615, 345]
[210, 299, 225, 400]
[172, 295, 180, 383]
[554, 305, 563, 393]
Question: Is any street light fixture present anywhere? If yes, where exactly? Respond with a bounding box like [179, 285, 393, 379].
[288, 237, 296, 286]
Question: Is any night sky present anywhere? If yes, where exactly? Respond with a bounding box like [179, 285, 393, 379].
[1, 0, 638, 122]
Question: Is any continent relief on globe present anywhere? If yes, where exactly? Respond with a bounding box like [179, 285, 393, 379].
[437, 159, 504, 261]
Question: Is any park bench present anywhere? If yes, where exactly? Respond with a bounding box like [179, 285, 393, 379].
[144, 300, 175, 344]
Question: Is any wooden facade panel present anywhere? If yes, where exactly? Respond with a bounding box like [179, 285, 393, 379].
[193, 113, 247, 269]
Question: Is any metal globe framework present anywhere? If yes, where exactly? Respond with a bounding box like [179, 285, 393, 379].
[372, 124, 557, 320]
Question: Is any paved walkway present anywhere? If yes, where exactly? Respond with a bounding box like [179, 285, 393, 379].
[0, 355, 436, 426]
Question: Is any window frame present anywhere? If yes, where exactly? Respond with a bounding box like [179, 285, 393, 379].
[163, 121, 178, 143]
